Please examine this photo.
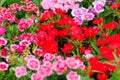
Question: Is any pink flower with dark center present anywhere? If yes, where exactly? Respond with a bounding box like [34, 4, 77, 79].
[33, 49, 43, 57]
[0, 62, 9, 70]
[0, 37, 7, 46]
[31, 73, 43, 80]
[0, 26, 6, 35]
[19, 40, 31, 47]
[66, 71, 81, 80]
[27, 58, 40, 70]
[43, 53, 55, 61]
[10, 44, 19, 52]
[18, 19, 33, 32]
[15, 66, 27, 78]
[53, 60, 67, 75]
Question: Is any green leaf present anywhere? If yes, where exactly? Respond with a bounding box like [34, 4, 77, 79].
[0, 0, 6, 7]
[90, 41, 100, 55]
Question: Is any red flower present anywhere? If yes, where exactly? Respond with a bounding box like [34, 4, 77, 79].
[93, 17, 103, 24]
[103, 21, 117, 29]
[61, 42, 72, 53]
[100, 46, 115, 60]
[97, 73, 108, 80]
[40, 10, 54, 21]
[55, 8, 66, 16]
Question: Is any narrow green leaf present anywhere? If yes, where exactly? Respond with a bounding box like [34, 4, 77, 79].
[90, 41, 100, 55]
[0, 0, 6, 7]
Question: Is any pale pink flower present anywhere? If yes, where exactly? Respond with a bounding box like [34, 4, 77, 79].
[0, 26, 6, 35]
[66, 71, 81, 80]
[31, 73, 43, 80]
[0, 62, 9, 70]
[38, 61, 53, 77]
[53, 60, 67, 75]
[41, 0, 55, 10]
[43, 53, 55, 61]
[76, 0, 83, 2]
[27, 58, 40, 70]
[24, 55, 35, 62]
[65, 57, 80, 69]
[33, 49, 43, 56]
[15, 66, 27, 78]
[84, 50, 93, 60]
[0, 37, 7, 46]
[81, 13, 95, 20]
[69, 3, 79, 10]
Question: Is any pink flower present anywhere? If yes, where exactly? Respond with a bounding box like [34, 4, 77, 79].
[81, 13, 95, 20]
[74, 17, 83, 25]
[24, 55, 35, 62]
[27, 58, 40, 70]
[84, 50, 93, 60]
[19, 40, 31, 47]
[0, 62, 9, 70]
[10, 44, 19, 52]
[65, 57, 80, 69]
[53, 60, 67, 75]
[75, 0, 83, 2]
[43, 53, 55, 61]
[15, 66, 27, 78]
[31, 73, 43, 80]
[20, 33, 32, 41]
[41, 0, 55, 10]
[93, 2, 104, 13]
[38, 61, 53, 77]
[18, 19, 33, 32]
[66, 71, 81, 80]
[0, 26, 6, 35]
[33, 49, 43, 56]
[71, 8, 82, 17]
[0, 37, 7, 46]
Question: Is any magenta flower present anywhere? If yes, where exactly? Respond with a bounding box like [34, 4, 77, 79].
[0, 26, 6, 35]
[66, 71, 81, 80]
[33, 49, 43, 57]
[0, 62, 9, 71]
[15, 66, 27, 78]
